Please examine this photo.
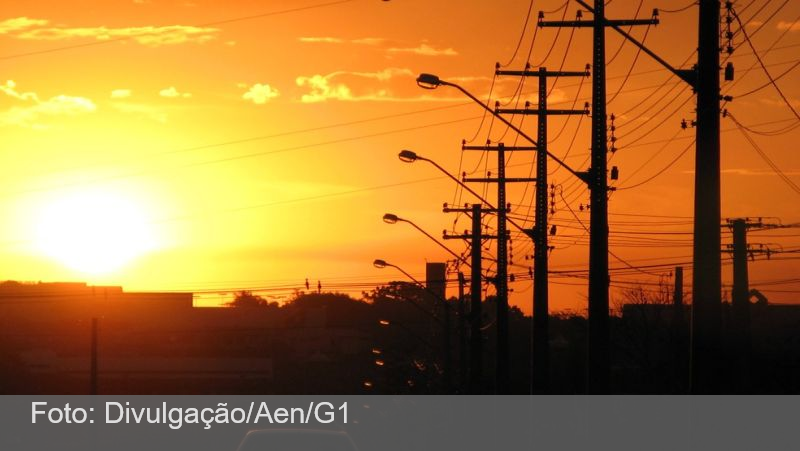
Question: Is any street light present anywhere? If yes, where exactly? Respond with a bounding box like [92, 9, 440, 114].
[414, 74, 588, 182]
[374, 258, 452, 392]
[398, 149, 532, 238]
[383, 212, 472, 393]
[373, 259, 447, 325]
[399, 147, 519, 392]
[383, 213, 467, 265]
[418, 71, 611, 393]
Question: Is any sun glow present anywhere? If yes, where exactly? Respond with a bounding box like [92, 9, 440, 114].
[33, 190, 159, 275]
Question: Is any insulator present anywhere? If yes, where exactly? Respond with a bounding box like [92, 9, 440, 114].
[725, 62, 734, 81]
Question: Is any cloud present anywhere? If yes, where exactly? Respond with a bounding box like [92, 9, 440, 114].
[294, 68, 509, 103]
[159, 86, 191, 98]
[0, 80, 96, 128]
[298, 36, 455, 55]
[299, 37, 344, 44]
[14, 23, 219, 46]
[294, 68, 469, 103]
[0, 17, 48, 34]
[242, 83, 280, 104]
[720, 168, 800, 176]
[387, 44, 458, 56]
[110, 89, 132, 99]
[298, 36, 385, 45]
[777, 21, 800, 32]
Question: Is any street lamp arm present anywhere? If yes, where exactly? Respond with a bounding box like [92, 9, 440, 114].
[405, 220, 468, 266]
[437, 79, 586, 182]
[416, 155, 532, 239]
[418, 155, 492, 207]
[391, 265, 451, 313]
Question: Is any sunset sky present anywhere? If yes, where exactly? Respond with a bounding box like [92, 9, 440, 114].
[1, 0, 799, 312]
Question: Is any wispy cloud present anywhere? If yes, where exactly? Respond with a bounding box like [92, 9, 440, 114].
[387, 44, 458, 56]
[241, 83, 280, 104]
[777, 21, 800, 32]
[720, 168, 800, 176]
[4, 17, 219, 46]
[159, 86, 191, 98]
[299, 36, 345, 44]
[0, 17, 47, 34]
[298, 36, 385, 45]
[295, 68, 474, 103]
[110, 89, 132, 99]
[295, 68, 527, 103]
[298, 36, 456, 56]
[0, 80, 96, 128]
[683, 168, 800, 176]
[296, 68, 412, 103]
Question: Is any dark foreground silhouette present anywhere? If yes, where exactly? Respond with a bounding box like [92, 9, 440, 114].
[0, 280, 797, 394]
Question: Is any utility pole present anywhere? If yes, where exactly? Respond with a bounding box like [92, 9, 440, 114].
[494, 66, 589, 393]
[539, 1, 657, 394]
[457, 270, 467, 393]
[725, 218, 765, 392]
[469, 205, 483, 394]
[460, 144, 535, 393]
[443, 203, 498, 394]
[730, 219, 750, 393]
[673, 266, 685, 331]
[672, 266, 687, 392]
[495, 142, 510, 394]
[690, 0, 723, 394]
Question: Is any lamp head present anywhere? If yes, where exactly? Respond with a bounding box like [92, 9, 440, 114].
[398, 149, 418, 163]
[373, 259, 389, 269]
[382, 213, 399, 224]
[378, 319, 391, 326]
[416, 73, 441, 89]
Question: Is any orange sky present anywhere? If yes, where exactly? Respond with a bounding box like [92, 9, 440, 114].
[1, 0, 799, 312]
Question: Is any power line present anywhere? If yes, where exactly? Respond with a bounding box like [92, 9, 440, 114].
[728, 113, 800, 196]
[732, 4, 800, 121]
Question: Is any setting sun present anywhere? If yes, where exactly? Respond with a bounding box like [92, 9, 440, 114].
[32, 190, 158, 275]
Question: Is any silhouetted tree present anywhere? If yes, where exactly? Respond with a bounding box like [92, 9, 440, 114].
[226, 290, 276, 308]
[612, 281, 687, 393]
